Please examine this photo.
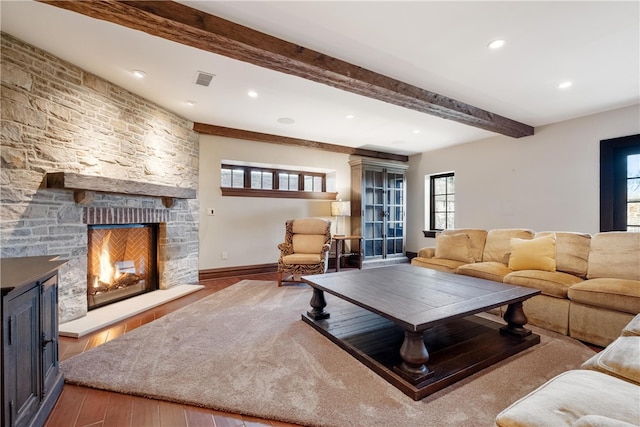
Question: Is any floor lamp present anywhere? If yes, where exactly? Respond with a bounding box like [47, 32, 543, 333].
[330, 200, 351, 236]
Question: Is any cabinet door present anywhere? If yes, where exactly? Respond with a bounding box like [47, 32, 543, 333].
[4, 286, 41, 427]
[385, 170, 405, 256]
[363, 168, 385, 258]
[40, 274, 59, 399]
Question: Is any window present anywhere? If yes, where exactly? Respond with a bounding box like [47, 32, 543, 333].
[220, 164, 335, 200]
[423, 172, 454, 237]
[627, 154, 640, 231]
[600, 134, 640, 232]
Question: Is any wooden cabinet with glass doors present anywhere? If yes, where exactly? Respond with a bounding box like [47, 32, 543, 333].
[349, 159, 408, 261]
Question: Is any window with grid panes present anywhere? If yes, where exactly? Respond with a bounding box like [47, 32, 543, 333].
[220, 164, 332, 199]
[430, 172, 455, 231]
[628, 154, 640, 232]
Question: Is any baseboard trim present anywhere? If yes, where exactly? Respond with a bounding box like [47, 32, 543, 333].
[199, 263, 278, 280]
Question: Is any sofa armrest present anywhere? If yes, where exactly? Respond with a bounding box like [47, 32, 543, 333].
[417, 247, 436, 258]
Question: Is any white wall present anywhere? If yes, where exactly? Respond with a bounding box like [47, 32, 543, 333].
[406, 104, 640, 253]
[199, 135, 352, 270]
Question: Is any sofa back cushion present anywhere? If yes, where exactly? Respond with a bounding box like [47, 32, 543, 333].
[441, 229, 488, 262]
[536, 231, 591, 278]
[482, 229, 534, 263]
[587, 232, 640, 281]
[435, 233, 475, 264]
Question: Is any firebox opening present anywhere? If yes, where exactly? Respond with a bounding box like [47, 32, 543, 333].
[87, 223, 159, 311]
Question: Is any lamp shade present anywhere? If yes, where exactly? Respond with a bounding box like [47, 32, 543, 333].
[331, 201, 351, 216]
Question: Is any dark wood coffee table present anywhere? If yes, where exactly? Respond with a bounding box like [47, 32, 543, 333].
[301, 264, 541, 400]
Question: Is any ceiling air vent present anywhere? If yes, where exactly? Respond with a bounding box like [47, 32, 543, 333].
[195, 71, 214, 87]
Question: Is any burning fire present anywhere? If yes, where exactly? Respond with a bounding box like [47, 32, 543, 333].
[95, 231, 122, 286]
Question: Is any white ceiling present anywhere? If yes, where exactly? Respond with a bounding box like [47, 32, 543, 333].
[2, 1, 639, 156]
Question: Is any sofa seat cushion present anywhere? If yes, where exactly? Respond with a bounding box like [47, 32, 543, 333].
[282, 253, 322, 265]
[622, 313, 640, 336]
[457, 262, 512, 282]
[504, 270, 583, 298]
[568, 278, 640, 314]
[410, 257, 465, 274]
[495, 370, 640, 427]
[581, 336, 640, 385]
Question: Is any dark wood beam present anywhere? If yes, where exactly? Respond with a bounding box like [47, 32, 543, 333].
[194, 123, 410, 163]
[41, 1, 534, 139]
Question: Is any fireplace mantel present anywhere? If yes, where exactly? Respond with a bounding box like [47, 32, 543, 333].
[46, 172, 196, 208]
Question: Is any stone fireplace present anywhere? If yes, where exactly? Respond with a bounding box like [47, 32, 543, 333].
[1, 34, 200, 323]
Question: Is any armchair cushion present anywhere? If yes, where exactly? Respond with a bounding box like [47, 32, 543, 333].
[292, 234, 328, 255]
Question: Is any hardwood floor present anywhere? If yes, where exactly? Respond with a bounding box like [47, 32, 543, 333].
[46, 273, 301, 427]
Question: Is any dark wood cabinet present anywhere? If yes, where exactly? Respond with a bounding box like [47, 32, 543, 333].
[2, 256, 66, 427]
[349, 159, 408, 261]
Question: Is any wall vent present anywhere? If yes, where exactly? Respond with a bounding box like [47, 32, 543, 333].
[195, 71, 215, 87]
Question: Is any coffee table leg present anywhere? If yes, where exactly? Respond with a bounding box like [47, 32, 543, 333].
[500, 301, 532, 338]
[307, 288, 330, 320]
[393, 331, 434, 384]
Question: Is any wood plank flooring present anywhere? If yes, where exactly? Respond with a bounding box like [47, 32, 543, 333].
[47, 273, 301, 427]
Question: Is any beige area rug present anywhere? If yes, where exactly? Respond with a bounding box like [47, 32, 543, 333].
[61, 280, 596, 427]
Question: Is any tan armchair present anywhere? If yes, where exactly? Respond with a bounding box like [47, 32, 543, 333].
[277, 218, 332, 286]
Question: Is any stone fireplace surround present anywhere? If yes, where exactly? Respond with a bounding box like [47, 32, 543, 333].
[1, 34, 200, 323]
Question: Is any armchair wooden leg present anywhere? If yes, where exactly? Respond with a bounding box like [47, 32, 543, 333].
[277, 271, 282, 287]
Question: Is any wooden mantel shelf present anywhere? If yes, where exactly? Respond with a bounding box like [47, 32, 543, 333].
[45, 172, 196, 208]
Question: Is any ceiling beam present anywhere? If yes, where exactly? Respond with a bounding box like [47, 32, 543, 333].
[41, 0, 534, 138]
[193, 123, 410, 163]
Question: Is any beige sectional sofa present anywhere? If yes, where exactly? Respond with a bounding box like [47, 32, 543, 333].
[411, 229, 640, 347]
[495, 314, 640, 426]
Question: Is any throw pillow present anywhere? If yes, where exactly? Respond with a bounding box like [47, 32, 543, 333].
[508, 234, 556, 272]
[435, 233, 475, 264]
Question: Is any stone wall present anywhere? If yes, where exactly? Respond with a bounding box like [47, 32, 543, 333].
[0, 33, 200, 322]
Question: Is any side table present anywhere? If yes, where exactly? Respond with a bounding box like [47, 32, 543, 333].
[334, 235, 363, 272]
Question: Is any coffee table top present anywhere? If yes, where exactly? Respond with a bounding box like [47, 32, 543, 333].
[302, 264, 540, 332]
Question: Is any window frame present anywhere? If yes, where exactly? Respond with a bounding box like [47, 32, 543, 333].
[423, 172, 455, 238]
[220, 164, 336, 200]
[600, 134, 640, 231]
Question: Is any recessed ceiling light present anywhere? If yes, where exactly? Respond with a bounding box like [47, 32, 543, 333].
[413, 129, 421, 134]
[131, 69, 146, 78]
[488, 39, 506, 49]
[248, 90, 258, 98]
[558, 81, 573, 89]
[346, 114, 355, 119]
[277, 117, 295, 125]
[185, 100, 197, 107]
